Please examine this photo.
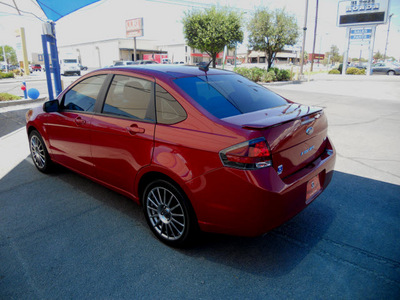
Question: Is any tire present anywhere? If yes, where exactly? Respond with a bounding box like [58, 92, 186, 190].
[143, 179, 197, 247]
[29, 130, 53, 173]
[387, 70, 395, 76]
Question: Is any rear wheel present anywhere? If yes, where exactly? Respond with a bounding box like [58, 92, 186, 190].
[143, 179, 196, 247]
[388, 70, 395, 76]
[29, 130, 52, 173]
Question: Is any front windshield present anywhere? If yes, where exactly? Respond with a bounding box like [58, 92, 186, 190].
[64, 59, 78, 64]
[174, 74, 288, 119]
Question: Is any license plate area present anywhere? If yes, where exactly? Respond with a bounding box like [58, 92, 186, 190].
[306, 174, 321, 204]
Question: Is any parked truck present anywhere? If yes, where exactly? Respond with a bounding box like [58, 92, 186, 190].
[59, 52, 81, 76]
[142, 54, 170, 64]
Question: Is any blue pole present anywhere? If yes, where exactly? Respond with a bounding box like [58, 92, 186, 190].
[41, 34, 54, 100]
[22, 81, 27, 99]
[49, 23, 62, 96]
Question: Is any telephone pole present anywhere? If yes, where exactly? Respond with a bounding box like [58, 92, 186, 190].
[383, 13, 394, 61]
[300, 0, 309, 76]
[310, 0, 319, 72]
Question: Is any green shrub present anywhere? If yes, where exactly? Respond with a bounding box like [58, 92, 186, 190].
[234, 66, 292, 82]
[233, 67, 250, 78]
[261, 70, 276, 82]
[249, 67, 264, 82]
[358, 68, 366, 75]
[268, 67, 279, 75]
[0, 93, 21, 101]
[346, 67, 364, 75]
[328, 69, 340, 74]
[12, 69, 21, 76]
[0, 71, 15, 79]
[233, 67, 265, 82]
[275, 69, 291, 81]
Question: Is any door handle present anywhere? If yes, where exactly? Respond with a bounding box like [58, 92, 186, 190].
[127, 124, 145, 135]
[75, 117, 86, 126]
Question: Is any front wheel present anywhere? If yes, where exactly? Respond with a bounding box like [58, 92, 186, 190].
[143, 180, 196, 247]
[387, 70, 395, 76]
[29, 130, 52, 173]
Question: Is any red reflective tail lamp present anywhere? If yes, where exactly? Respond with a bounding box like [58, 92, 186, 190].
[219, 137, 272, 170]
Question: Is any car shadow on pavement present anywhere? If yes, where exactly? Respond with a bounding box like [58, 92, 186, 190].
[1, 158, 399, 285]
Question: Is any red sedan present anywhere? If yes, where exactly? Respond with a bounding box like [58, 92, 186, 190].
[26, 65, 335, 246]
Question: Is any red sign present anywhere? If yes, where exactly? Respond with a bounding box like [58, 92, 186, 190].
[126, 18, 143, 38]
[143, 54, 168, 63]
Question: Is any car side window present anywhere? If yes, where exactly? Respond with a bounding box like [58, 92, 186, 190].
[62, 75, 106, 112]
[156, 84, 187, 124]
[103, 75, 153, 121]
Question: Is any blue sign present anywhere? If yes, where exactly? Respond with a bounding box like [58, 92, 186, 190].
[38, 54, 43, 61]
[350, 29, 372, 34]
[350, 34, 372, 40]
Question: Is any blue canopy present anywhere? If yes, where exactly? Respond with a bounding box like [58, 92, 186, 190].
[36, 0, 101, 22]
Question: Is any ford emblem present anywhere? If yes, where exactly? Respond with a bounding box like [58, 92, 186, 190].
[277, 165, 283, 175]
[306, 127, 314, 135]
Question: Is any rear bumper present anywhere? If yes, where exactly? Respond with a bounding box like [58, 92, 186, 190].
[186, 137, 336, 236]
[63, 70, 80, 75]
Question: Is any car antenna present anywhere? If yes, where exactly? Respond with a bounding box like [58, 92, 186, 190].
[199, 59, 213, 73]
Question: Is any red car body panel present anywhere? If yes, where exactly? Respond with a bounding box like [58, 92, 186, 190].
[45, 111, 94, 176]
[26, 66, 336, 237]
[90, 114, 155, 193]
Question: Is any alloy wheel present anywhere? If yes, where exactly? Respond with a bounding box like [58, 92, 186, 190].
[145, 186, 186, 241]
[30, 135, 46, 169]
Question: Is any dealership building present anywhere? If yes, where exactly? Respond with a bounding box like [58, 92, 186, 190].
[53, 38, 301, 68]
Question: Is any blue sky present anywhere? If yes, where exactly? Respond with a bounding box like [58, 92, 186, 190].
[1, 0, 400, 60]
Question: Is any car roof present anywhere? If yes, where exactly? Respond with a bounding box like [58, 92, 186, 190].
[99, 65, 233, 79]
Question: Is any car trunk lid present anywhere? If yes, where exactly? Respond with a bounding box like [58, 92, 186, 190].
[222, 104, 328, 178]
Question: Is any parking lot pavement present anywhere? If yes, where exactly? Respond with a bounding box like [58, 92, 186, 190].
[268, 76, 400, 186]
[1, 78, 399, 299]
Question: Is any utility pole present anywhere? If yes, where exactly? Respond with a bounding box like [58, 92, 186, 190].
[300, 0, 309, 76]
[383, 13, 394, 61]
[310, 0, 319, 72]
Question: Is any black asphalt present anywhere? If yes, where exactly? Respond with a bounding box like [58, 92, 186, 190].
[1, 83, 399, 299]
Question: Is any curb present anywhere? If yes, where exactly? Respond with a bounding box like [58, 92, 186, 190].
[260, 80, 307, 87]
[0, 97, 47, 108]
[0, 76, 47, 85]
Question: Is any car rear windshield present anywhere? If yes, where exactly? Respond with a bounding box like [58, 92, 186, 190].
[174, 74, 288, 118]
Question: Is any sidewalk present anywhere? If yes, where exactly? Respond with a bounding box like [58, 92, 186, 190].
[0, 72, 47, 85]
[268, 75, 400, 102]
[0, 97, 47, 108]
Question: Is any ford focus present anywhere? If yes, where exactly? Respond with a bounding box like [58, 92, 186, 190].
[26, 65, 336, 246]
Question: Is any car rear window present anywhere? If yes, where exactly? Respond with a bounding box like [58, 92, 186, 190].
[174, 74, 288, 119]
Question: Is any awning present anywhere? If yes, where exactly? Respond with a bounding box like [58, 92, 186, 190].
[1, 0, 101, 21]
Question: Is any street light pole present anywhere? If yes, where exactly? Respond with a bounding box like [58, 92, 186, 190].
[383, 13, 394, 61]
[300, 0, 309, 76]
[310, 0, 319, 72]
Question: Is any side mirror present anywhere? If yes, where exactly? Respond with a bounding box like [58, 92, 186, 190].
[43, 99, 60, 113]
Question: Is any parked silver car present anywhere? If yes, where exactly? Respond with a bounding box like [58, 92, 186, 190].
[372, 62, 400, 75]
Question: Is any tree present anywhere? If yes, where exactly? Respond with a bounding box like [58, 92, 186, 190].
[182, 6, 243, 68]
[373, 51, 383, 61]
[328, 45, 341, 64]
[0, 45, 18, 65]
[247, 8, 299, 69]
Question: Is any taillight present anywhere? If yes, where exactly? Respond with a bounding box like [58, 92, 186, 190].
[219, 137, 272, 170]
